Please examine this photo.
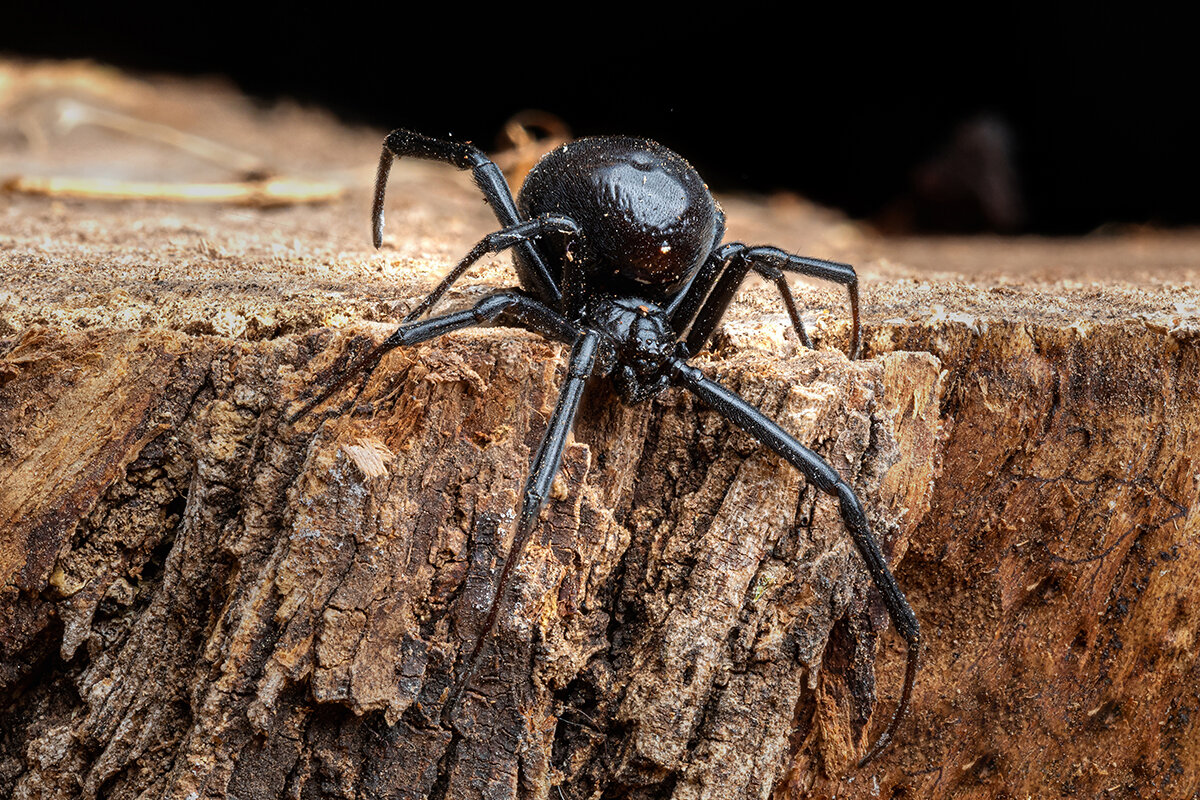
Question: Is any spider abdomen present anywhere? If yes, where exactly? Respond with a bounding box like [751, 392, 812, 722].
[516, 136, 719, 299]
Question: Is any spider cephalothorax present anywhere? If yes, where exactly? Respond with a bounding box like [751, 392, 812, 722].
[585, 296, 675, 404]
[291, 128, 919, 766]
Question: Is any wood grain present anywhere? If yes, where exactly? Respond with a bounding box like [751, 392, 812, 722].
[1, 60, 1197, 799]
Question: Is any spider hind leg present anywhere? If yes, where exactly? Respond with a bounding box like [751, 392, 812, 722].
[676, 245, 861, 359]
[403, 214, 582, 324]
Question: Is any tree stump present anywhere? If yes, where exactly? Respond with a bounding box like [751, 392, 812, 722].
[1, 61, 1198, 799]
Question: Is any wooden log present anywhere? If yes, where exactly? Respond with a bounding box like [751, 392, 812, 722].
[1, 60, 1198, 799]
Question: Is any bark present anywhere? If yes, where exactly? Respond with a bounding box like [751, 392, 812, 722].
[0, 323, 940, 800]
[2, 60, 1199, 799]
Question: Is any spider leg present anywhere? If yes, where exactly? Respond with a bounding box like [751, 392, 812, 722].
[678, 246, 861, 359]
[749, 247, 861, 359]
[287, 290, 577, 425]
[664, 202, 729, 324]
[753, 261, 815, 350]
[456, 331, 601, 690]
[373, 128, 561, 305]
[679, 245, 752, 355]
[403, 214, 582, 323]
[666, 241, 746, 331]
[670, 358, 919, 765]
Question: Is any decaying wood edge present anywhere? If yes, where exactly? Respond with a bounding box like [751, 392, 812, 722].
[3, 295, 1199, 799]
[0, 315, 946, 799]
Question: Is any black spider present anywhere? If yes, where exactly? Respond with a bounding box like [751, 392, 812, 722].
[289, 129, 920, 765]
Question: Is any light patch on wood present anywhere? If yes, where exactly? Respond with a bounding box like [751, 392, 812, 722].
[4, 175, 346, 206]
[341, 437, 394, 479]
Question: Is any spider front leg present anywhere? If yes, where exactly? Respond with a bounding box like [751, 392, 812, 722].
[372, 128, 561, 304]
[286, 290, 577, 425]
[670, 358, 919, 766]
[454, 332, 602, 694]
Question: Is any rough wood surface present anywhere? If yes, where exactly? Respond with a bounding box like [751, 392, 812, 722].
[2, 61, 1199, 799]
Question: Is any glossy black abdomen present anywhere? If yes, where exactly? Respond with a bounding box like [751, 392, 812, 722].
[515, 137, 718, 302]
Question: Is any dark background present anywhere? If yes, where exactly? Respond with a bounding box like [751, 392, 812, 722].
[4, 6, 1195, 234]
